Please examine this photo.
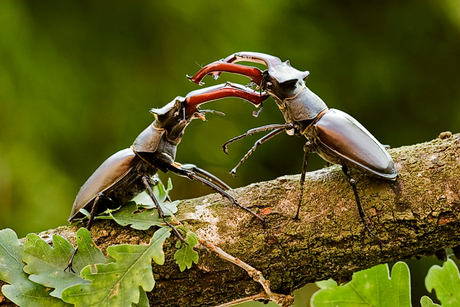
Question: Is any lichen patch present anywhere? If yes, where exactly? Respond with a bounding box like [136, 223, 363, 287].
[188, 201, 223, 244]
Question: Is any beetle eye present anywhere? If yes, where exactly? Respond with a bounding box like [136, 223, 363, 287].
[265, 81, 273, 89]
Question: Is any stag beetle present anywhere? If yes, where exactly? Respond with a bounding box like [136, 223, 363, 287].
[66, 83, 267, 271]
[188, 51, 397, 239]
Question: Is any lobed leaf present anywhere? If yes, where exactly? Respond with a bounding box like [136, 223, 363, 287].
[0, 229, 24, 285]
[420, 296, 441, 307]
[131, 177, 173, 209]
[132, 287, 149, 307]
[0, 229, 70, 307]
[22, 228, 107, 299]
[72, 228, 109, 268]
[109, 178, 178, 230]
[174, 230, 199, 272]
[109, 200, 179, 230]
[61, 226, 170, 307]
[425, 258, 460, 307]
[311, 262, 411, 307]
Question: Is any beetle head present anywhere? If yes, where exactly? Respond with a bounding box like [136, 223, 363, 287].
[150, 98, 190, 141]
[262, 61, 310, 103]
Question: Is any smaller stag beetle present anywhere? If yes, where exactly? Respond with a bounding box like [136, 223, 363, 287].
[66, 83, 267, 272]
[189, 52, 397, 240]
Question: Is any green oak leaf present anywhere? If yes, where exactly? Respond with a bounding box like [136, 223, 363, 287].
[70, 228, 109, 269]
[425, 258, 460, 307]
[109, 177, 177, 230]
[110, 200, 179, 230]
[22, 228, 108, 299]
[174, 230, 199, 272]
[0, 229, 24, 286]
[311, 262, 411, 307]
[61, 226, 170, 307]
[131, 177, 173, 208]
[132, 288, 149, 307]
[420, 296, 441, 307]
[0, 229, 70, 307]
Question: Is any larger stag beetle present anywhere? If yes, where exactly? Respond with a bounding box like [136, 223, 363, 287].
[66, 83, 267, 271]
[188, 51, 397, 239]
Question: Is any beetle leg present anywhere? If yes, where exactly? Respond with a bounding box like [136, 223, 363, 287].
[141, 176, 185, 243]
[65, 249, 78, 273]
[342, 166, 382, 243]
[65, 193, 104, 273]
[294, 142, 312, 220]
[150, 174, 173, 203]
[223, 123, 294, 154]
[85, 193, 103, 231]
[167, 163, 265, 222]
[180, 164, 231, 191]
[229, 128, 287, 177]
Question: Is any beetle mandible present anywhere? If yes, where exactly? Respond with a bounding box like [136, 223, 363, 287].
[66, 83, 268, 271]
[188, 51, 398, 239]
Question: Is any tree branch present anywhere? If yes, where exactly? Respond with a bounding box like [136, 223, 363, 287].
[1, 132, 459, 307]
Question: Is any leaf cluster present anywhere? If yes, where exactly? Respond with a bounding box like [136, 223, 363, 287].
[311, 258, 460, 307]
[0, 179, 199, 307]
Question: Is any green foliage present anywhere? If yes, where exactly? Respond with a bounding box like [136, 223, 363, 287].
[0, 180, 201, 306]
[420, 296, 441, 307]
[132, 177, 174, 208]
[174, 227, 199, 272]
[0, 229, 71, 307]
[22, 229, 107, 299]
[311, 262, 411, 307]
[109, 200, 178, 230]
[61, 227, 170, 306]
[133, 288, 150, 307]
[0, 229, 25, 287]
[0, 224, 198, 306]
[425, 259, 460, 307]
[103, 177, 178, 230]
[22, 232, 88, 299]
[69, 228, 110, 269]
[310, 259, 460, 307]
[0, 226, 177, 307]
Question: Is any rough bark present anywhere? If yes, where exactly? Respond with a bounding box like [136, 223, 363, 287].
[1, 132, 459, 306]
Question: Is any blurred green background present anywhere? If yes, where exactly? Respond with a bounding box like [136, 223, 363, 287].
[0, 1, 459, 306]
